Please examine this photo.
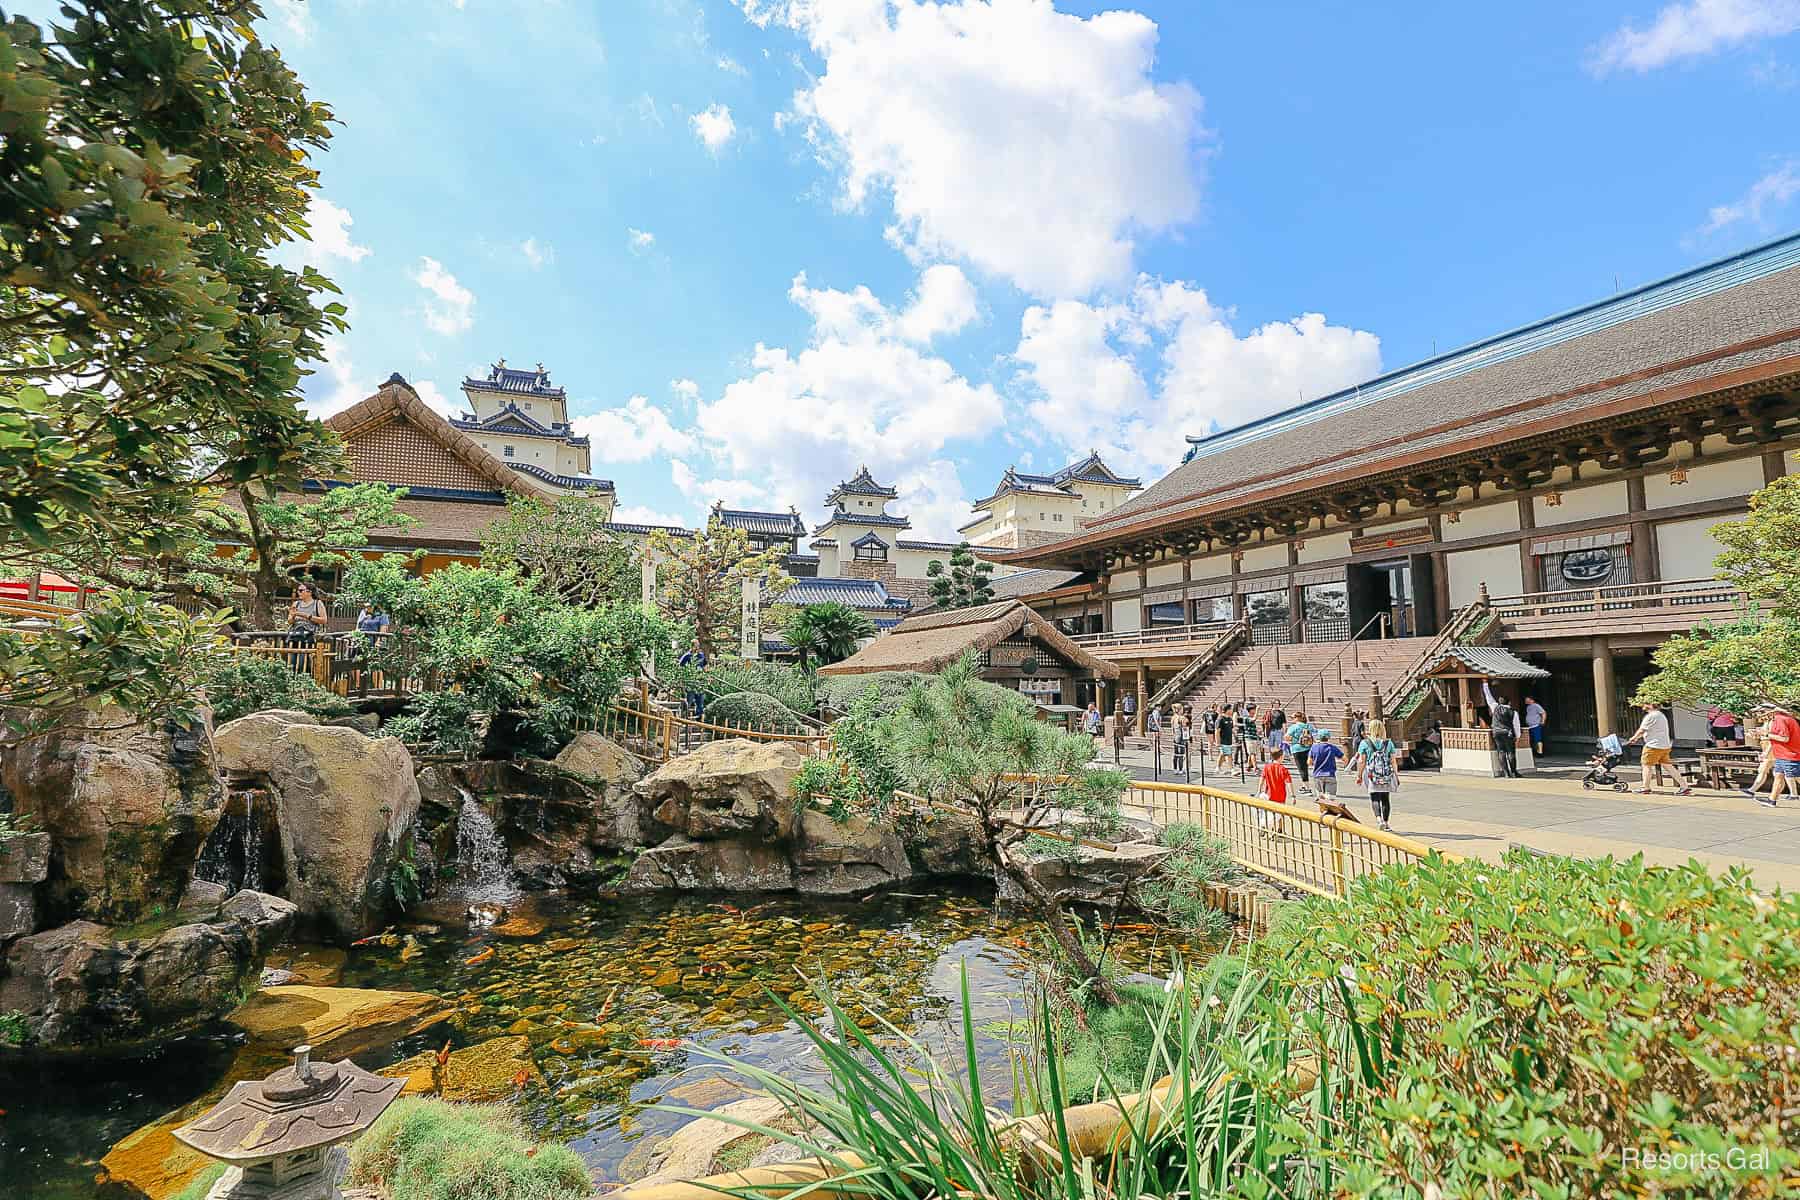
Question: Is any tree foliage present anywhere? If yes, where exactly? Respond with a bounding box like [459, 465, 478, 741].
[0, 2, 344, 726]
[479, 494, 636, 609]
[925, 541, 995, 610]
[779, 601, 875, 670]
[646, 518, 789, 658]
[343, 559, 673, 757]
[1638, 463, 1800, 711]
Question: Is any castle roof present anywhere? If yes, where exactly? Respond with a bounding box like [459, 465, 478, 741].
[713, 504, 807, 538]
[462, 360, 566, 399]
[825, 465, 899, 503]
[972, 452, 1141, 508]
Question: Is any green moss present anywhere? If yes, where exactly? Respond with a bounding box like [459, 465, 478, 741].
[347, 1097, 592, 1200]
[170, 1164, 227, 1200]
[1051, 981, 1169, 1100]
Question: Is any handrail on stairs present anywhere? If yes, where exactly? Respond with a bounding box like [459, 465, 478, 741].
[1199, 618, 1307, 707]
[1273, 611, 1391, 718]
[1377, 591, 1495, 742]
[1146, 619, 1250, 712]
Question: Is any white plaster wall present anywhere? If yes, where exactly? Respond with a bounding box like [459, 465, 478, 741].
[894, 548, 944, 579]
[1145, 561, 1184, 587]
[1296, 531, 1351, 564]
[1446, 544, 1524, 607]
[1108, 569, 1140, 593]
[1189, 553, 1231, 582]
[1239, 543, 1287, 573]
[1643, 455, 1764, 508]
[1532, 480, 1627, 528]
[1655, 515, 1737, 580]
[1443, 501, 1520, 541]
[1110, 599, 1142, 633]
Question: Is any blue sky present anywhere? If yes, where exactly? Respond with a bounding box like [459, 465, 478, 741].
[234, 0, 1800, 534]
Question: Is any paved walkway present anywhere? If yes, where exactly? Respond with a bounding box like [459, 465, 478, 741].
[1097, 749, 1800, 889]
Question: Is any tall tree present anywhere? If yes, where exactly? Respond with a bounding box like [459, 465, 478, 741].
[0, 2, 344, 730]
[926, 542, 995, 610]
[480, 494, 636, 609]
[780, 601, 876, 670]
[646, 518, 790, 658]
[1638, 462, 1800, 712]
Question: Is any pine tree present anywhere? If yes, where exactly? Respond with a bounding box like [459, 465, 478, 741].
[926, 541, 996, 609]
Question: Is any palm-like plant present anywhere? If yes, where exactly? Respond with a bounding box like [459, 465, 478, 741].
[781, 602, 877, 670]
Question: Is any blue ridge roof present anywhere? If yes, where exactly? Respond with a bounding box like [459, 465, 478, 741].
[825, 465, 898, 502]
[779, 576, 911, 610]
[506, 462, 613, 491]
[463, 361, 566, 398]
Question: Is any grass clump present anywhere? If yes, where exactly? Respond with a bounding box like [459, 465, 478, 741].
[346, 1098, 592, 1200]
[170, 1164, 227, 1200]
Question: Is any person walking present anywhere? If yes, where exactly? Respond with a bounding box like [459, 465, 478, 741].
[1122, 689, 1137, 734]
[1285, 710, 1315, 792]
[1214, 702, 1236, 773]
[1173, 712, 1191, 774]
[677, 638, 708, 718]
[1308, 730, 1345, 800]
[1740, 704, 1778, 800]
[1083, 700, 1102, 736]
[1351, 718, 1402, 832]
[1625, 701, 1690, 795]
[1761, 702, 1799, 808]
[1347, 709, 1367, 752]
[1523, 695, 1547, 757]
[1482, 681, 1523, 778]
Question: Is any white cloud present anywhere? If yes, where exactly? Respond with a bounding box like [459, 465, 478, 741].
[717, 54, 749, 75]
[670, 378, 701, 401]
[628, 227, 657, 253]
[519, 237, 553, 269]
[1013, 276, 1382, 479]
[412, 379, 459, 419]
[301, 333, 366, 418]
[768, 0, 1205, 297]
[1698, 161, 1800, 234]
[263, 0, 312, 44]
[613, 504, 692, 530]
[413, 257, 475, 336]
[671, 459, 770, 510]
[634, 93, 665, 128]
[571, 395, 696, 462]
[1591, 0, 1800, 73]
[895, 263, 981, 343]
[691, 102, 738, 153]
[688, 266, 1000, 537]
[274, 195, 370, 271]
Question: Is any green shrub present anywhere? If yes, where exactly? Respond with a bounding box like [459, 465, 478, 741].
[817, 669, 930, 717]
[346, 1097, 592, 1200]
[1137, 822, 1243, 940]
[201, 653, 353, 724]
[668, 657, 817, 716]
[703, 689, 812, 732]
[1046, 980, 1167, 1100]
[1241, 850, 1799, 1198]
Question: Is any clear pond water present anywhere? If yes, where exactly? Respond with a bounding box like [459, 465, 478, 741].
[0, 887, 1208, 1198]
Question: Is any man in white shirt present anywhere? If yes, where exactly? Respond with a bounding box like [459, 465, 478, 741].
[1626, 702, 1690, 795]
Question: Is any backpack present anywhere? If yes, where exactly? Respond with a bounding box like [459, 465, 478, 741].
[1364, 739, 1397, 790]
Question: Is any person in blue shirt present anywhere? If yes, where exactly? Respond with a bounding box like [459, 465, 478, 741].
[354, 603, 390, 636]
[1308, 730, 1346, 798]
[677, 639, 707, 717]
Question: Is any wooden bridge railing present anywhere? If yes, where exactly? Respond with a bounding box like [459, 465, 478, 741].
[595, 685, 833, 763]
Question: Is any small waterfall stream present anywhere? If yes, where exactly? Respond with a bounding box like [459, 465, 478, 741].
[453, 788, 519, 905]
[194, 789, 269, 894]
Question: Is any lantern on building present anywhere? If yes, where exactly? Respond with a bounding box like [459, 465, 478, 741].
[1668, 464, 1689, 485]
[174, 1045, 404, 1200]
[1544, 489, 1564, 507]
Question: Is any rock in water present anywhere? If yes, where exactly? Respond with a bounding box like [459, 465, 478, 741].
[227, 984, 450, 1059]
[0, 889, 296, 1048]
[0, 704, 225, 925]
[623, 834, 795, 893]
[634, 739, 805, 844]
[266, 724, 421, 942]
[554, 732, 647, 849]
[212, 709, 318, 779]
[793, 809, 912, 896]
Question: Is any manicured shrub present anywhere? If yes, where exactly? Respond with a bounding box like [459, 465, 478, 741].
[817, 670, 931, 717]
[202, 653, 353, 724]
[1241, 850, 1799, 1198]
[703, 690, 812, 732]
[1138, 822, 1243, 940]
[346, 1098, 592, 1200]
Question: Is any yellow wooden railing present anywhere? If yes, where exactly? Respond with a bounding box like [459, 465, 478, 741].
[1013, 773, 1450, 899]
[595, 686, 832, 763]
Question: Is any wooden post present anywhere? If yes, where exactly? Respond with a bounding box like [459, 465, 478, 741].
[1369, 681, 1384, 722]
[312, 641, 331, 686]
[1457, 676, 1473, 728]
[1329, 823, 1347, 898]
[1591, 635, 1617, 739]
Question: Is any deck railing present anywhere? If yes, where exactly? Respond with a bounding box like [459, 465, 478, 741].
[1071, 620, 1233, 651]
[1486, 577, 1743, 621]
[597, 685, 833, 763]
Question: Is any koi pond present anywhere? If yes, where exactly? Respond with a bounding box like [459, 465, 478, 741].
[2, 887, 1207, 1199]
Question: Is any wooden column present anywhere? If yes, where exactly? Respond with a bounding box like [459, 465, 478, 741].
[1626, 474, 1657, 583]
[1135, 668, 1149, 735]
[1516, 496, 1537, 590]
[1765, 448, 1789, 485]
[1591, 635, 1617, 738]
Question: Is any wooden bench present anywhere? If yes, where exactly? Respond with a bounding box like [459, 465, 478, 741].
[1697, 748, 1761, 790]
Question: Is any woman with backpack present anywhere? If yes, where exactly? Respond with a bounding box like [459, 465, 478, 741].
[1350, 717, 1403, 832]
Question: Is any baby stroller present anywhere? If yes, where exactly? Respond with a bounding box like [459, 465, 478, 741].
[1581, 734, 1628, 791]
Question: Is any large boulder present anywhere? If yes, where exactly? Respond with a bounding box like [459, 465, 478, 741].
[227, 984, 451, 1059]
[213, 709, 317, 779]
[793, 809, 911, 896]
[267, 725, 420, 941]
[1004, 841, 1174, 906]
[635, 739, 804, 844]
[1, 705, 225, 924]
[907, 808, 990, 878]
[0, 889, 296, 1047]
[554, 732, 647, 850]
[623, 834, 795, 893]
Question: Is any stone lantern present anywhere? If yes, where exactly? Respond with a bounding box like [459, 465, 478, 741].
[174, 1044, 405, 1200]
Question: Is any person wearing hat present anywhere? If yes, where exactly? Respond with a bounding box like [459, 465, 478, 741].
[1625, 701, 1690, 796]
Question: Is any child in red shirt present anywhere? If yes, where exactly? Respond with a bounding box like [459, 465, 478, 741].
[1259, 748, 1293, 806]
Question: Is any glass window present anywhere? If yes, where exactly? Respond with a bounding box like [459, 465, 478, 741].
[503, 445, 515, 457]
[853, 540, 888, 562]
[1246, 589, 1290, 628]
[1147, 601, 1185, 626]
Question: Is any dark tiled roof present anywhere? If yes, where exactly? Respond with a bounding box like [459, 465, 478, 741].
[714, 505, 807, 537]
[817, 599, 1117, 678]
[814, 509, 913, 532]
[779, 576, 912, 610]
[896, 538, 959, 552]
[463, 361, 566, 398]
[604, 520, 691, 536]
[825, 465, 898, 502]
[989, 568, 1090, 598]
[974, 452, 1141, 507]
[506, 463, 613, 491]
[849, 530, 889, 548]
[1029, 233, 1800, 551]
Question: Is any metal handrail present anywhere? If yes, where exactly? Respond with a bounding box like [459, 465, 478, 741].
[1202, 618, 1306, 706]
[1145, 619, 1250, 712]
[1274, 611, 1390, 719]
